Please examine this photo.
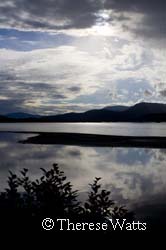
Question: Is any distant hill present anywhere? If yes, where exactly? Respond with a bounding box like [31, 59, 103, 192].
[103, 105, 129, 112]
[1, 102, 166, 123]
[0, 115, 13, 122]
[127, 102, 166, 115]
[6, 112, 40, 119]
[123, 102, 166, 121]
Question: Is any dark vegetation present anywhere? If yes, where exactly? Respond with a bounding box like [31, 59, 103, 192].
[0, 164, 133, 233]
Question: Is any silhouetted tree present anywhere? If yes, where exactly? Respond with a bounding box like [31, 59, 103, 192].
[0, 163, 133, 232]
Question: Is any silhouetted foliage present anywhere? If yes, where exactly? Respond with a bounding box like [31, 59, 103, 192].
[0, 164, 133, 232]
[84, 177, 114, 220]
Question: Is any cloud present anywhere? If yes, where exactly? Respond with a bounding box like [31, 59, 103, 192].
[0, 0, 165, 44]
[0, 21, 165, 115]
[68, 86, 81, 93]
[144, 89, 153, 97]
[154, 82, 166, 97]
[0, 33, 165, 114]
[159, 89, 166, 97]
[0, 44, 108, 114]
[0, 0, 102, 31]
[104, 0, 166, 41]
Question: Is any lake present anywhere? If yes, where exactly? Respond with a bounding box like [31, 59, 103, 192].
[0, 122, 166, 227]
[1, 122, 166, 136]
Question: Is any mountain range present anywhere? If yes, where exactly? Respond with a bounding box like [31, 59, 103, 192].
[1, 102, 166, 122]
[6, 112, 41, 119]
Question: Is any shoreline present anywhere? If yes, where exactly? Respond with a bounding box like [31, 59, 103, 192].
[0, 131, 165, 148]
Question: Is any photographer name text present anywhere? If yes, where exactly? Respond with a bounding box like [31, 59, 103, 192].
[42, 218, 147, 231]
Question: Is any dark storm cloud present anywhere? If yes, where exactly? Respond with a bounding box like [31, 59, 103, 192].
[104, 0, 166, 40]
[0, 0, 102, 30]
[0, 0, 165, 40]
[104, 0, 165, 13]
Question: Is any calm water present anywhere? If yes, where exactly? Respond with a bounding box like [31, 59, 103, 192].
[1, 122, 166, 136]
[0, 123, 166, 225]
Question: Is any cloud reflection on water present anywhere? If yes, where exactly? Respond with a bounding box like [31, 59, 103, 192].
[0, 132, 166, 222]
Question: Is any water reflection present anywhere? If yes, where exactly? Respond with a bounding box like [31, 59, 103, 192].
[0, 132, 166, 224]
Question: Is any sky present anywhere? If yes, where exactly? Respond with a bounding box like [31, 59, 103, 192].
[0, 0, 166, 115]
